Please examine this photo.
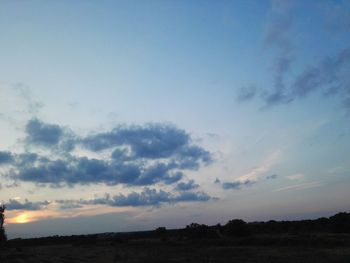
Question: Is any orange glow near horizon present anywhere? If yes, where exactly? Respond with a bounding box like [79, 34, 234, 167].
[5, 205, 134, 225]
[12, 213, 31, 224]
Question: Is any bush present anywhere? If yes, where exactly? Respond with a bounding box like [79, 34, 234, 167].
[330, 212, 350, 233]
[155, 227, 167, 241]
[224, 219, 251, 237]
[185, 223, 209, 239]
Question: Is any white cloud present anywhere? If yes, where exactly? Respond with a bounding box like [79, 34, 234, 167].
[273, 181, 323, 192]
[287, 173, 305, 181]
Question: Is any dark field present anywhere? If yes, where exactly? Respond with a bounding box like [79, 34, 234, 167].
[1, 234, 350, 263]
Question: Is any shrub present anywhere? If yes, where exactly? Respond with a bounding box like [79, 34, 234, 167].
[224, 219, 251, 237]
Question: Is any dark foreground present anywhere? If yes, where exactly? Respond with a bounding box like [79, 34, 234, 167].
[1, 212, 350, 262]
[1, 234, 350, 263]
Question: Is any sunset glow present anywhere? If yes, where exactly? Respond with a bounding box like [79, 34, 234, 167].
[13, 213, 30, 224]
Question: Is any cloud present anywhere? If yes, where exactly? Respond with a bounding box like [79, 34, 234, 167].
[5, 199, 49, 211]
[56, 188, 212, 208]
[82, 124, 212, 164]
[287, 173, 304, 181]
[237, 85, 257, 101]
[273, 181, 323, 192]
[261, 47, 350, 108]
[25, 118, 64, 146]
[238, 0, 296, 105]
[220, 151, 280, 190]
[239, 1, 350, 111]
[82, 124, 190, 155]
[266, 174, 278, 180]
[222, 179, 254, 190]
[264, 0, 295, 52]
[2, 119, 212, 188]
[7, 155, 180, 187]
[25, 118, 76, 151]
[292, 48, 350, 98]
[175, 180, 199, 191]
[323, 1, 350, 35]
[12, 83, 44, 114]
[261, 0, 296, 107]
[56, 200, 83, 210]
[0, 151, 14, 165]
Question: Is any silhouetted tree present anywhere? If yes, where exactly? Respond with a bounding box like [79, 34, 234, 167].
[329, 212, 350, 233]
[0, 204, 6, 244]
[185, 223, 209, 239]
[224, 219, 251, 237]
[155, 227, 167, 241]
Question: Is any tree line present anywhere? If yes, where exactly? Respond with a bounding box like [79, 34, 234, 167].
[1, 210, 350, 247]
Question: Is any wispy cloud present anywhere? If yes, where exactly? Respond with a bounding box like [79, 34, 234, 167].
[238, 1, 350, 112]
[221, 151, 281, 190]
[236, 151, 281, 182]
[222, 179, 254, 190]
[287, 173, 305, 181]
[273, 181, 323, 192]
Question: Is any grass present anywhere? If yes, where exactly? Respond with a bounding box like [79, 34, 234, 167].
[1, 234, 350, 262]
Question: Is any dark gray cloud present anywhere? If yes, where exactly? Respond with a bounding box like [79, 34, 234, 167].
[175, 180, 199, 191]
[82, 124, 189, 156]
[5, 199, 49, 211]
[7, 155, 181, 187]
[81, 124, 212, 165]
[25, 118, 63, 146]
[57, 188, 211, 208]
[2, 119, 212, 188]
[0, 151, 14, 165]
[222, 179, 254, 190]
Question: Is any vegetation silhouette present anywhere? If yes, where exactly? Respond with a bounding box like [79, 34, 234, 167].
[0, 204, 6, 245]
[224, 219, 251, 237]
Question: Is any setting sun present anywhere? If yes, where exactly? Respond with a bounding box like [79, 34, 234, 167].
[14, 213, 30, 224]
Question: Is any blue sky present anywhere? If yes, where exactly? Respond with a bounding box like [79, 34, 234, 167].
[0, 0, 350, 238]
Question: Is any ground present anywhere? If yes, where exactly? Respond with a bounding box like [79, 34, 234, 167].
[1, 236, 350, 263]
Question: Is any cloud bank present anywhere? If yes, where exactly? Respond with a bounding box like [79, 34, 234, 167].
[56, 188, 211, 208]
[1, 119, 212, 189]
[4, 188, 212, 211]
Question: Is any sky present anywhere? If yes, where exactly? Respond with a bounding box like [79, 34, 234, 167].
[0, 0, 350, 239]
